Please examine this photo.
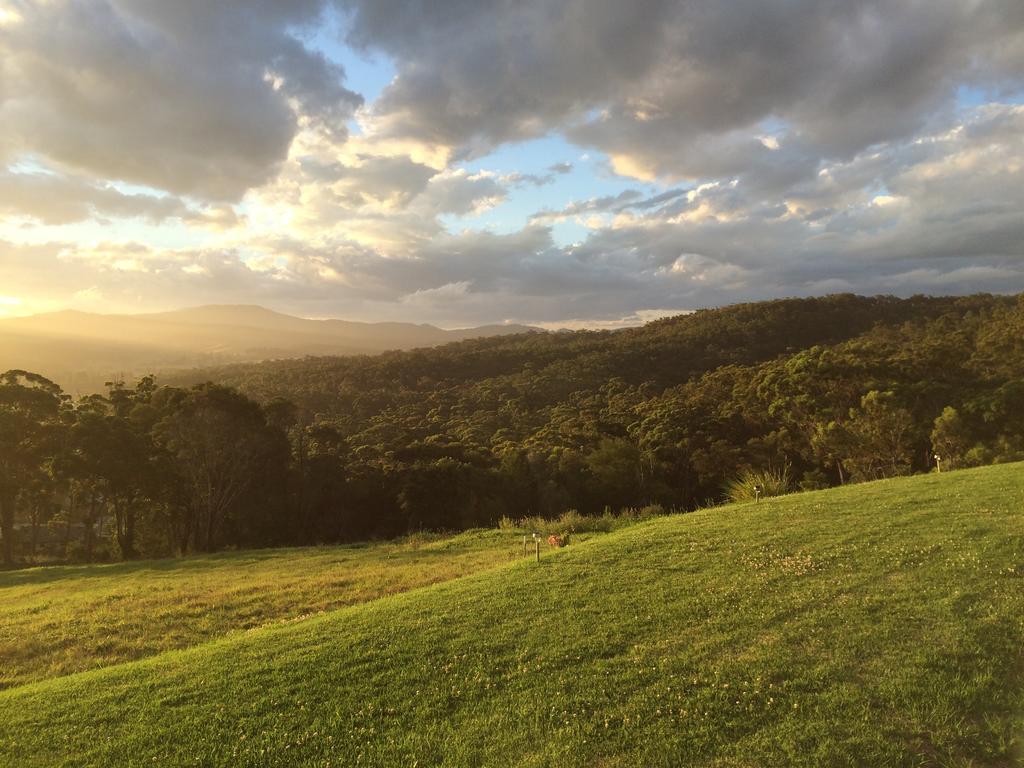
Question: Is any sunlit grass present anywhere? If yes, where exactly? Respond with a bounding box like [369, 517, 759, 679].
[1, 464, 1022, 766]
[0, 529, 563, 689]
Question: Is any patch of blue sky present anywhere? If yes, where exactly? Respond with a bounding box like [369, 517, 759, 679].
[956, 84, 1024, 108]
[298, 6, 397, 134]
[869, 183, 894, 203]
[441, 134, 669, 247]
[291, 15, 691, 248]
[756, 115, 789, 137]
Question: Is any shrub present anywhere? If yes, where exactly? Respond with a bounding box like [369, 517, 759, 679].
[725, 466, 792, 504]
[797, 469, 829, 492]
[399, 531, 448, 548]
[498, 504, 671, 536]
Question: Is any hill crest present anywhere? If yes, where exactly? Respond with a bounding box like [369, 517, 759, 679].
[0, 304, 541, 394]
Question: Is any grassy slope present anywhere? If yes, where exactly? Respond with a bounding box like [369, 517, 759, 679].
[1, 465, 1023, 767]
[0, 530, 542, 689]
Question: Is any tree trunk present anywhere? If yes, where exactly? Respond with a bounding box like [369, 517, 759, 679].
[62, 491, 76, 561]
[0, 492, 14, 567]
[173, 503, 194, 556]
[295, 429, 308, 545]
[204, 498, 216, 552]
[115, 500, 137, 560]
[124, 507, 135, 559]
[83, 493, 97, 563]
[30, 502, 40, 561]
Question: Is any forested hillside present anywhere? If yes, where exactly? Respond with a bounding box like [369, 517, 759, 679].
[3, 294, 1023, 565]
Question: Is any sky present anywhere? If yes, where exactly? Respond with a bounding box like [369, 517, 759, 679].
[0, 1, 1023, 328]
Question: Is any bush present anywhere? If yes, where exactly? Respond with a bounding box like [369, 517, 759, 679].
[398, 531, 449, 548]
[725, 466, 792, 504]
[797, 469, 829, 492]
[498, 504, 670, 536]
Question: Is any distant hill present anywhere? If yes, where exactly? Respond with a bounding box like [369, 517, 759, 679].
[0, 305, 538, 394]
[172, 293, 1010, 411]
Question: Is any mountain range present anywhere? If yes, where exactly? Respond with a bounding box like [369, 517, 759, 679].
[0, 305, 537, 394]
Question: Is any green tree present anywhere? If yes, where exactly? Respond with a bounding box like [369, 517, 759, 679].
[0, 371, 65, 567]
[931, 406, 973, 469]
[154, 384, 281, 553]
[67, 403, 154, 559]
[585, 438, 642, 511]
[836, 391, 918, 481]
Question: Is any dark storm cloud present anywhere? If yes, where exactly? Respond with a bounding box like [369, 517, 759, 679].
[0, 0, 362, 200]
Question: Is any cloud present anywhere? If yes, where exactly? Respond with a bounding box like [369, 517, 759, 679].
[2, 2, 1024, 327]
[401, 280, 472, 306]
[0, 0, 362, 200]
[500, 162, 574, 187]
[0, 169, 189, 225]
[415, 170, 507, 216]
[240, 156, 512, 253]
[501, 172, 556, 188]
[5, 103, 1024, 326]
[530, 188, 689, 225]
[342, 0, 1024, 185]
[298, 154, 438, 207]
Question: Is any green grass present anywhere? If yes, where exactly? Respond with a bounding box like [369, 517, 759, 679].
[0, 529, 564, 689]
[2, 464, 1023, 767]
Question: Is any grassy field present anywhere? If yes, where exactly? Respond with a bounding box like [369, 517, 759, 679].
[1, 464, 1022, 767]
[0, 529, 555, 689]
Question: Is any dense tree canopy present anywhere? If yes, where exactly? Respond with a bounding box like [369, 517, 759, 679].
[3, 294, 1023, 565]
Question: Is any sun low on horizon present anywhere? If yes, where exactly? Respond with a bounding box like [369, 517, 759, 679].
[1, 1, 1023, 328]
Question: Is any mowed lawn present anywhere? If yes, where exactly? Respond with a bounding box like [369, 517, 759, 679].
[1, 464, 1023, 767]
[0, 529, 541, 689]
